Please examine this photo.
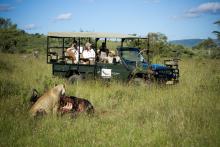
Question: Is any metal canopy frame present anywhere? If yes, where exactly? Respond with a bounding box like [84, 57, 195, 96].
[47, 32, 149, 66]
[47, 32, 140, 39]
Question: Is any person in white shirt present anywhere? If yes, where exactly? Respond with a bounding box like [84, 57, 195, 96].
[82, 42, 95, 64]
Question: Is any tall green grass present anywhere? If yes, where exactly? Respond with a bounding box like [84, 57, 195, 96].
[0, 53, 219, 146]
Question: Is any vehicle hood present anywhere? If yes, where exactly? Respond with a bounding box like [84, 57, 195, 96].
[151, 64, 169, 70]
[122, 60, 169, 71]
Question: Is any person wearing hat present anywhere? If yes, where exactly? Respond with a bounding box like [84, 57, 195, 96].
[82, 42, 95, 64]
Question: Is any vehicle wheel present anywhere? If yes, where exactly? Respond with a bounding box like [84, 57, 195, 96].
[129, 77, 146, 85]
[68, 74, 82, 84]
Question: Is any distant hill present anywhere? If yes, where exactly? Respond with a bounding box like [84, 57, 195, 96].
[169, 39, 204, 47]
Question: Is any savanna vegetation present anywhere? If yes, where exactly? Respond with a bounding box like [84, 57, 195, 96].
[0, 51, 220, 146]
[0, 17, 220, 146]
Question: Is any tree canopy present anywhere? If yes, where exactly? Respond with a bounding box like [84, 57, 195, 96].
[213, 20, 220, 40]
[0, 17, 46, 53]
[0, 18, 25, 52]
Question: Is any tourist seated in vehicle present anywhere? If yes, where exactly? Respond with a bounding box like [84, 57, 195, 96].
[106, 51, 114, 64]
[99, 42, 109, 62]
[106, 50, 120, 64]
[49, 48, 59, 62]
[98, 50, 121, 64]
[66, 41, 79, 64]
[81, 42, 95, 64]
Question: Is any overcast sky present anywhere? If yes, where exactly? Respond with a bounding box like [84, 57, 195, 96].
[0, 0, 220, 40]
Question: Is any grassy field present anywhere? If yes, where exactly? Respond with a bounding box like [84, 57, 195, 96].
[0, 53, 219, 146]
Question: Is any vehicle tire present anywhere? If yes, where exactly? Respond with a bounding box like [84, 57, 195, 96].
[128, 73, 153, 85]
[128, 74, 146, 85]
[68, 74, 82, 84]
[133, 77, 146, 85]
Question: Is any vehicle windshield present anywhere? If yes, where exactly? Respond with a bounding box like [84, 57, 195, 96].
[121, 48, 145, 62]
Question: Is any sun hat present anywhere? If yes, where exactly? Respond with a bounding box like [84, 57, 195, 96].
[85, 42, 92, 48]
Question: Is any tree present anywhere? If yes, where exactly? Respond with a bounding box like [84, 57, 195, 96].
[0, 18, 17, 29]
[0, 17, 28, 53]
[213, 20, 220, 40]
[194, 38, 217, 49]
[193, 38, 219, 58]
[147, 32, 170, 56]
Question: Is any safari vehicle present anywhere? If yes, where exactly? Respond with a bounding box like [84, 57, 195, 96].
[47, 32, 179, 84]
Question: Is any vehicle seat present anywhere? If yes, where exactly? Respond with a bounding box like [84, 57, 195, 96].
[49, 49, 58, 62]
